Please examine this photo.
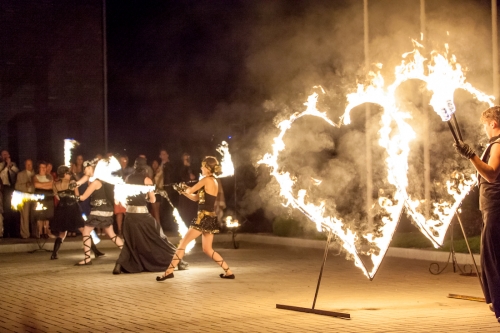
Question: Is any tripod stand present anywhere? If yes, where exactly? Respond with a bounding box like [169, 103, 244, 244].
[428, 212, 485, 302]
[429, 220, 469, 275]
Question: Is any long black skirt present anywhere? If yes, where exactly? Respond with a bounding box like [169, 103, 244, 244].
[116, 212, 177, 273]
[51, 202, 84, 234]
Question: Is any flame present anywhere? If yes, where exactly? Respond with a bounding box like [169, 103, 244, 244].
[344, 41, 492, 248]
[225, 216, 239, 228]
[216, 141, 234, 178]
[64, 139, 79, 167]
[90, 156, 123, 184]
[259, 91, 405, 279]
[34, 202, 47, 211]
[172, 207, 195, 253]
[11, 191, 45, 211]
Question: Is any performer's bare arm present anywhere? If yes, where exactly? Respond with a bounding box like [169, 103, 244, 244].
[79, 180, 101, 201]
[470, 144, 500, 183]
[76, 175, 90, 186]
[144, 177, 156, 203]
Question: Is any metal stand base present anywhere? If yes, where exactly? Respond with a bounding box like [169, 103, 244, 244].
[275, 230, 351, 320]
[430, 212, 484, 303]
[276, 304, 350, 319]
[28, 238, 52, 253]
[447, 294, 485, 302]
[230, 231, 239, 249]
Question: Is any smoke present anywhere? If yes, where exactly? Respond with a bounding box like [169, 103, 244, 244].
[225, 0, 492, 235]
[108, 0, 493, 236]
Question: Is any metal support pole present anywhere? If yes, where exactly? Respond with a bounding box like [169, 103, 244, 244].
[102, 0, 108, 153]
[420, 0, 431, 219]
[276, 228, 350, 319]
[364, 0, 373, 229]
[493, 0, 499, 101]
[454, 213, 484, 294]
[312, 229, 333, 309]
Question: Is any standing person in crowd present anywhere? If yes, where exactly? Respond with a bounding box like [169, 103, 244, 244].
[157, 156, 234, 281]
[150, 159, 162, 224]
[454, 106, 500, 323]
[159, 149, 176, 232]
[47, 163, 59, 209]
[70, 154, 85, 176]
[32, 161, 54, 238]
[0, 150, 19, 238]
[177, 153, 198, 226]
[114, 155, 134, 237]
[15, 159, 35, 239]
[113, 157, 188, 274]
[138, 154, 154, 179]
[75, 159, 123, 265]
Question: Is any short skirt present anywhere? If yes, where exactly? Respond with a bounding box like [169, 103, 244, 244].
[189, 210, 219, 234]
[85, 211, 114, 228]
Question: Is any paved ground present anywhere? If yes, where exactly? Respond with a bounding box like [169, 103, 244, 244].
[0, 242, 497, 332]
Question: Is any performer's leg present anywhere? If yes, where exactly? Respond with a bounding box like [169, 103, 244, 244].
[481, 213, 500, 319]
[202, 233, 234, 278]
[116, 212, 124, 237]
[151, 201, 161, 224]
[157, 228, 201, 281]
[51, 231, 67, 260]
[104, 225, 123, 249]
[75, 226, 94, 265]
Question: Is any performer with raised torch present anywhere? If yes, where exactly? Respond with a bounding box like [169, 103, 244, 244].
[454, 106, 500, 323]
[157, 156, 234, 281]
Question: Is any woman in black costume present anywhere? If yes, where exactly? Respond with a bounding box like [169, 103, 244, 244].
[113, 157, 181, 274]
[157, 156, 234, 281]
[49, 166, 104, 260]
[75, 159, 123, 265]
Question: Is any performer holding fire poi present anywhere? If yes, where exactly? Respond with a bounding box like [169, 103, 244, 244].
[454, 106, 500, 323]
[74, 159, 123, 265]
[112, 157, 188, 274]
[157, 156, 234, 281]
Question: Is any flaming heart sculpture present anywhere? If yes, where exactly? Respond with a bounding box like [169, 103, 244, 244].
[261, 41, 494, 279]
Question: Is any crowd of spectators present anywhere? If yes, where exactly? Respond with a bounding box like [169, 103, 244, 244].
[0, 148, 226, 239]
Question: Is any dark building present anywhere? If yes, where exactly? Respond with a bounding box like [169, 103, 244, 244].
[0, 0, 104, 165]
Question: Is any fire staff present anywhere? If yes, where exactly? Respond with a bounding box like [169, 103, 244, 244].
[454, 106, 500, 324]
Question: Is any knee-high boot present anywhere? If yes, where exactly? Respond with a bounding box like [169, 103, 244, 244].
[50, 237, 63, 260]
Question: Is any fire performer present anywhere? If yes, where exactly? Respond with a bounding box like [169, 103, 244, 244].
[74, 159, 123, 265]
[112, 157, 188, 274]
[49, 166, 104, 260]
[156, 156, 234, 281]
[454, 106, 500, 323]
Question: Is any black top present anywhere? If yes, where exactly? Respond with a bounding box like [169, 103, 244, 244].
[91, 185, 113, 212]
[198, 189, 216, 212]
[57, 188, 78, 207]
[126, 173, 148, 206]
[479, 136, 500, 211]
